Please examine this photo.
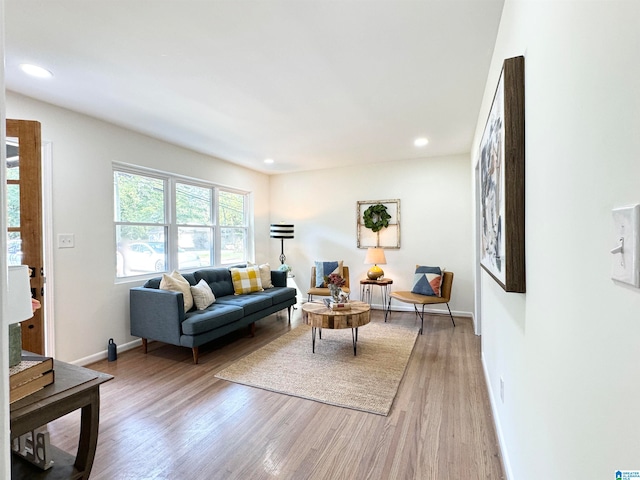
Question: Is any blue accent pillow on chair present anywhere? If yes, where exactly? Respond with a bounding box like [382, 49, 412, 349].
[314, 260, 343, 287]
[411, 266, 443, 297]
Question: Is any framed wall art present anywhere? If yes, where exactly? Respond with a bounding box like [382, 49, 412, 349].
[357, 199, 400, 249]
[478, 55, 526, 293]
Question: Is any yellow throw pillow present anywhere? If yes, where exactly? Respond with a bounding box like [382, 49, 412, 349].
[160, 270, 194, 312]
[190, 279, 216, 310]
[230, 266, 264, 294]
[247, 261, 274, 289]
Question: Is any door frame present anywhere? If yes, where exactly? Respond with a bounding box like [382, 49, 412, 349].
[42, 140, 55, 357]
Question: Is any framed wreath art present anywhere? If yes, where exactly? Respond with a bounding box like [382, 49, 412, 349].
[357, 199, 400, 249]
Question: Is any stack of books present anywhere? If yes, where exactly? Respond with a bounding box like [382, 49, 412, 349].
[323, 298, 351, 310]
[330, 302, 351, 311]
[9, 354, 55, 404]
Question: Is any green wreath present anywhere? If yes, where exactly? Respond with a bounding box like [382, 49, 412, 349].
[363, 204, 391, 232]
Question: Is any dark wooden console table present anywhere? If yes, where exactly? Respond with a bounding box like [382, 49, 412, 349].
[10, 360, 113, 479]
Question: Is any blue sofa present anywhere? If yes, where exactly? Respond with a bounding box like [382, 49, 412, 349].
[130, 267, 296, 363]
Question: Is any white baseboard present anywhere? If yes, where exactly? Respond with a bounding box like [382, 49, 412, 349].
[69, 338, 142, 367]
[385, 304, 473, 318]
[481, 352, 513, 480]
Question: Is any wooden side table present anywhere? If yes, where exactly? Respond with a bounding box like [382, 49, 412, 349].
[10, 360, 113, 479]
[360, 278, 393, 313]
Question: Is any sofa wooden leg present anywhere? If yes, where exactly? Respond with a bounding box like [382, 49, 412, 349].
[192, 347, 199, 364]
[249, 322, 256, 337]
[142, 338, 148, 354]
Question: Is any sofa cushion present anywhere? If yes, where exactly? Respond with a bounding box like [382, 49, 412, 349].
[230, 266, 263, 294]
[190, 279, 216, 310]
[215, 294, 272, 315]
[160, 270, 194, 312]
[182, 304, 244, 335]
[253, 286, 296, 305]
[194, 268, 235, 298]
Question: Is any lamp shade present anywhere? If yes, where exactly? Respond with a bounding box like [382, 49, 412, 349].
[6, 265, 34, 326]
[364, 247, 386, 265]
[270, 223, 294, 239]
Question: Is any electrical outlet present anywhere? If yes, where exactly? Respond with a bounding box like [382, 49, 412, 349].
[500, 377, 505, 403]
[58, 234, 75, 248]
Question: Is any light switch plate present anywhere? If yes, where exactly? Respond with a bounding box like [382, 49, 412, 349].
[611, 204, 640, 287]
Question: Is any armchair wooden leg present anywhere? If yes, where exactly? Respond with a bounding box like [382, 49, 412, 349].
[192, 347, 199, 364]
[287, 306, 292, 324]
[142, 338, 148, 354]
[248, 322, 256, 337]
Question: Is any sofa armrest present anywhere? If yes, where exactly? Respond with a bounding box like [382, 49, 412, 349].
[271, 269, 287, 287]
[130, 287, 185, 346]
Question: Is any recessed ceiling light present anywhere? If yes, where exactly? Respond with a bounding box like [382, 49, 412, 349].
[414, 137, 429, 147]
[264, 158, 274, 164]
[20, 63, 53, 78]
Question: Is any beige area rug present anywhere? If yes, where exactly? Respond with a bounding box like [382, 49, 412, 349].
[215, 321, 419, 416]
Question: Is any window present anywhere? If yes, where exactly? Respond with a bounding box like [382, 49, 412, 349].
[219, 190, 247, 265]
[114, 171, 167, 277]
[114, 165, 250, 279]
[176, 182, 213, 270]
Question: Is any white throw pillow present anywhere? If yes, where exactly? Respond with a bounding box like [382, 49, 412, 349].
[190, 279, 216, 310]
[247, 261, 274, 289]
[160, 270, 194, 312]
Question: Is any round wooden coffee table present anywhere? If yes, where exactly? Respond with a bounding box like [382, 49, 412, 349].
[301, 300, 371, 355]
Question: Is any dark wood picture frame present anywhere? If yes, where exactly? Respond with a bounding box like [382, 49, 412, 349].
[478, 56, 525, 293]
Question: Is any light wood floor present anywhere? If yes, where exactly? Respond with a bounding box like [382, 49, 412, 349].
[47, 308, 504, 480]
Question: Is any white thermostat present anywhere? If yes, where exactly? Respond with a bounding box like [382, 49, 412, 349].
[611, 204, 640, 287]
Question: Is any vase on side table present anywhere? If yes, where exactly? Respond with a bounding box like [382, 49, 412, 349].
[328, 284, 342, 303]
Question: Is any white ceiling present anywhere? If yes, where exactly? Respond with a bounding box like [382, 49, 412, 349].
[5, 1, 504, 174]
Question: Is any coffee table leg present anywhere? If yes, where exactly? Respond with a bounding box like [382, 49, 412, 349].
[312, 327, 316, 353]
[351, 327, 358, 356]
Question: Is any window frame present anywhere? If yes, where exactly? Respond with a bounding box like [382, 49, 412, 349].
[113, 163, 251, 282]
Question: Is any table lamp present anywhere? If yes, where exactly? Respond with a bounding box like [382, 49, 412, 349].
[364, 247, 386, 280]
[6, 265, 34, 367]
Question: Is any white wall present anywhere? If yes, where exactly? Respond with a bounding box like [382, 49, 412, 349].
[6, 92, 271, 363]
[270, 154, 474, 316]
[473, 1, 640, 479]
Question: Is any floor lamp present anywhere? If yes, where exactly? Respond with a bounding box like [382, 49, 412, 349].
[270, 223, 294, 271]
